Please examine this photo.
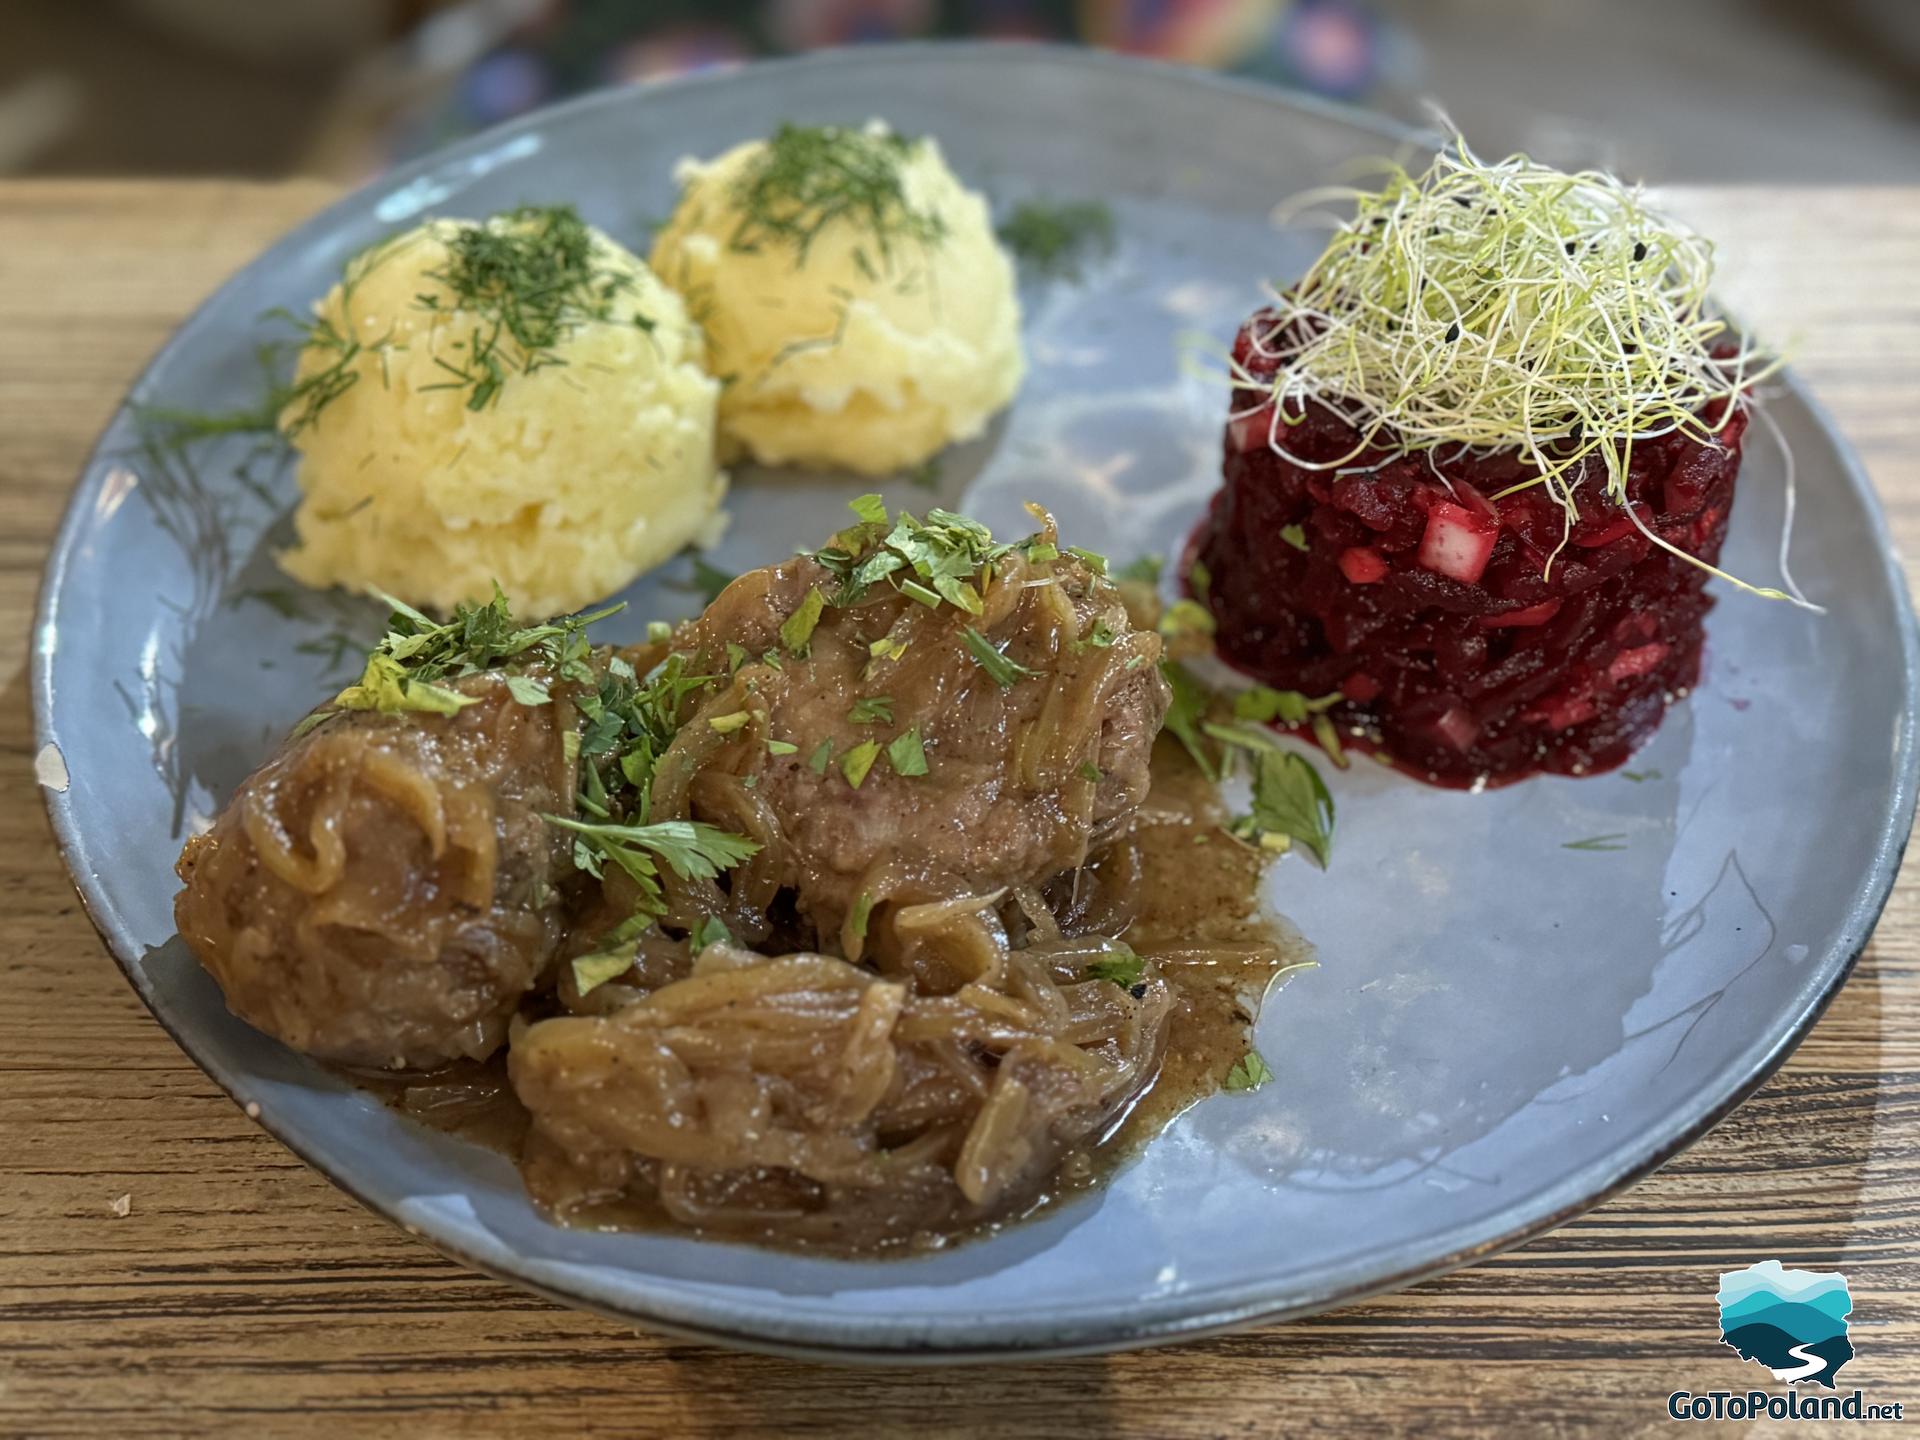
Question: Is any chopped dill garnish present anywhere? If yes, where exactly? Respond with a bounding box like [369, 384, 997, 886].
[996, 199, 1116, 279]
[667, 551, 735, 606]
[1563, 833, 1629, 851]
[236, 587, 306, 621]
[413, 205, 649, 412]
[727, 123, 946, 267]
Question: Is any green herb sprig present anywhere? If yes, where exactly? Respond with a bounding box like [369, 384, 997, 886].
[727, 124, 946, 266]
[325, 585, 617, 721]
[414, 205, 650, 411]
[997, 199, 1116, 279]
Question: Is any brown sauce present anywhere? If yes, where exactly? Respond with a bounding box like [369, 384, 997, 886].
[353, 737, 1311, 1254]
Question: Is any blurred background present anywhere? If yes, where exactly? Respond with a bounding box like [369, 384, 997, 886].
[5, 0, 1917, 184]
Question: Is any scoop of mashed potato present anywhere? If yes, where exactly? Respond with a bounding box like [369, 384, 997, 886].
[649, 123, 1024, 475]
[278, 207, 723, 617]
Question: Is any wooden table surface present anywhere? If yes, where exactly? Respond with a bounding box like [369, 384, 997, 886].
[2, 180, 1916, 1438]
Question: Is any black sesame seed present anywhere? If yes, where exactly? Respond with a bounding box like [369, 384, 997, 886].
[1129, 983, 1148, 1000]
[1564, 239, 1578, 255]
[1445, 321, 1461, 343]
[1633, 239, 1648, 262]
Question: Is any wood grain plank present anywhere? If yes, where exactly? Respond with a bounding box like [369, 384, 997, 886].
[0, 180, 1914, 1438]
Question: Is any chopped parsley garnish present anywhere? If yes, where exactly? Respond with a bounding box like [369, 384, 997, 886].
[505, 674, 551, 706]
[1621, 768, 1662, 783]
[707, 710, 752, 733]
[329, 586, 617, 720]
[840, 739, 882, 788]
[1161, 660, 1217, 779]
[1077, 760, 1103, 783]
[691, 914, 731, 952]
[413, 205, 648, 412]
[571, 939, 640, 996]
[848, 695, 895, 725]
[996, 199, 1116, 279]
[1083, 945, 1145, 989]
[962, 627, 1037, 689]
[780, 587, 827, 654]
[1117, 554, 1164, 585]
[767, 738, 799, 756]
[546, 816, 760, 918]
[807, 738, 834, 774]
[886, 727, 928, 777]
[1235, 750, 1336, 868]
[726, 123, 946, 266]
[1223, 1050, 1275, 1092]
[1279, 524, 1309, 553]
[809, 501, 999, 612]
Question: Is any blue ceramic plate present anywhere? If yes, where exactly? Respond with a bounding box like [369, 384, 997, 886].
[33, 44, 1918, 1361]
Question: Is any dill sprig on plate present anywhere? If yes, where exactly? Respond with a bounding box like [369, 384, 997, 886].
[415, 204, 653, 411]
[996, 199, 1115, 279]
[727, 124, 947, 267]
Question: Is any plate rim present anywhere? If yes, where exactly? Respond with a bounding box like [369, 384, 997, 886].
[30, 40, 1920, 1362]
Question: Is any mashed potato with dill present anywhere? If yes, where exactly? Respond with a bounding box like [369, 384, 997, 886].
[278, 207, 723, 617]
[650, 122, 1024, 475]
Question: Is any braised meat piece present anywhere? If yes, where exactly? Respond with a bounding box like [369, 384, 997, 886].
[174, 676, 574, 1069]
[664, 518, 1169, 945]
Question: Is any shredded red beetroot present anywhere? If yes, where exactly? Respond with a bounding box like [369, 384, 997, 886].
[1197, 308, 1746, 786]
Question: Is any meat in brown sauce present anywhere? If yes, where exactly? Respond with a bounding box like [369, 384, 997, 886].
[174, 676, 573, 1069]
[664, 543, 1168, 943]
[173, 503, 1297, 1254]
